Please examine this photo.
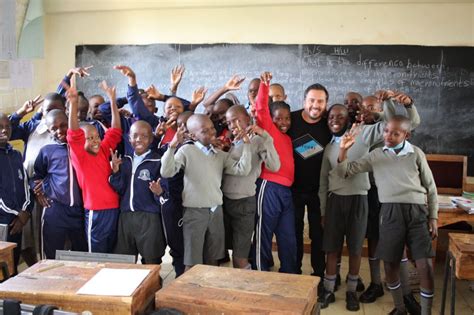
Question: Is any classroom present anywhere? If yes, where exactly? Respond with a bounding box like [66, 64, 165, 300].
[0, 0, 473, 314]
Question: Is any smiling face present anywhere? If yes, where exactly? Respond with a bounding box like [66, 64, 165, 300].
[303, 89, 327, 122]
[271, 107, 291, 134]
[82, 125, 101, 155]
[88, 95, 105, 120]
[225, 106, 250, 137]
[344, 92, 363, 120]
[164, 97, 184, 120]
[130, 121, 153, 155]
[46, 110, 68, 144]
[327, 105, 349, 134]
[0, 115, 12, 147]
[187, 114, 216, 147]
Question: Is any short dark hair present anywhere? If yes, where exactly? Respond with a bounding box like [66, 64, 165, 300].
[304, 83, 329, 101]
[389, 115, 411, 131]
[216, 98, 234, 107]
[327, 103, 348, 116]
[270, 83, 286, 94]
[270, 101, 291, 117]
[45, 92, 66, 106]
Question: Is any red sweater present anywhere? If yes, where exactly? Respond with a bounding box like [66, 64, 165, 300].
[255, 82, 294, 187]
[67, 128, 122, 210]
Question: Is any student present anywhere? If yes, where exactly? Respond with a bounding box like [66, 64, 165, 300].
[344, 91, 363, 123]
[0, 113, 31, 271]
[10, 93, 65, 266]
[109, 120, 166, 264]
[160, 113, 252, 270]
[269, 83, 287, 103]
[246, 78, 261, 112]
[157, 111, 194, 277]
[336, 115, 437, 315]
[251, 71, 296, 273]
[31, 110, 87, 259]
[286, 83, 332, 280]
[67, 76, 122, 253]
[222, 105, 280, 269]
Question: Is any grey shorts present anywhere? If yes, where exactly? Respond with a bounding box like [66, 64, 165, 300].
[183, 206, 225, 266]
[323, 193, 368, 256]
[114, 211, 166, 264]
[223, 196, 256, 259]
[376, 203, 434, 263]
[366, 184, 381, 240]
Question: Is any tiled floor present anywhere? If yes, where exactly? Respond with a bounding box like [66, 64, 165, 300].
[159, 250, 474, 315]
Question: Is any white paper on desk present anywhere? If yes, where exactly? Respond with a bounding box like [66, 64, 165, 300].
[76, 268, 150, 296]
[9, 59, 33, 88]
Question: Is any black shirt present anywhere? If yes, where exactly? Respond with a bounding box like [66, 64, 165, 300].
[287, 109, 332, 193]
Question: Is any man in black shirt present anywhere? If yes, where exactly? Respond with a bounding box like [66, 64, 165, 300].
[287, 84, 332, 278]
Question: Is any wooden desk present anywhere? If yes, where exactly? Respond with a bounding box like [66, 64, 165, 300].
[156, 265, 319, 314]
[438, 206, 474, 228]
[0, 260, 160, 315]
[448, 233, 474, 280]
[0, 242, 16, 280]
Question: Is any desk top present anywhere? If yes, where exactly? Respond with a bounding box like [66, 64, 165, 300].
[0, 260, 160, 315]
[0, 241, 16, 251]
[449, 234, 474, 254]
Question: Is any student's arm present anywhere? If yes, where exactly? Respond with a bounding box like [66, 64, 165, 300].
[335, 133, 373, 178]
[67, 76, 80, 131]
[255, 73, 274, 132]
[417, 149, 439, 220]
[10, 159, 33, 235]
[9, 96, 44, 142]
[224, 142, 252, 176]
[30, 148, 51, 208]
[98, 97, 128, 124]
[170, 65, 185, 96]
[188, 87, 207, 112]
[160, 126, 186, 178]
[202, 75, 245, 108]
[254, 127, 280, 172]
[57, 66, 93, 97]
[318, 149, 331, 218]
[128, 84, 159, 127]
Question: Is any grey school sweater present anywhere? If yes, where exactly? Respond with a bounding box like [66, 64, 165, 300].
[318, 100, 420, 215]
[334, 142, 438, 219]
[222, 131, 280, 200]
[160, 142, 252, 208]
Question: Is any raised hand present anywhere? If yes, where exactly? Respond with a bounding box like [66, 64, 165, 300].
[339, 132, 356, 150]
[169, 124, 186, 148]
[392, 92, 413, 107]
[170, 65, 185, 90]
[67, 65, 93, 78]
[247, 124, 265, 137]
[374, 90, 395, 102]
[118, 108, 132, 118]
[224, 75, 246, 91]
[99, 80, 117, 102]
[113, 65, 135, 78]
[191, 86, 208, 106]
[145, 84, 164, 101]
[16, 95, 44, 117]
[64, 74, 79, 104]
[149, 178, 163, 196]
[110, 149, 122, 173]
[260, 72, 272, 86]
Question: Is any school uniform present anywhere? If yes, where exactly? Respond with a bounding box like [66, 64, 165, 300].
[67, 127, 122, 253]
[109, 150, 166, 264]
[32, 142, 87, 259]
[0, 144, 32, 267]
[335, 141, 438, 262]
[160, 140, 252, 266]
[251, 82, 297, 274]
[222, 131, 280, 260]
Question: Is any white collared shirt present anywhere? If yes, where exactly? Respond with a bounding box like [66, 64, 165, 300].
[383, 141, 414, 156]
[194, 141, 217, 156]
[132, 150, 150, 172]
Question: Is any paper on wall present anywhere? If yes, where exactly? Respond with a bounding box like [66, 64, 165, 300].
[0, 61, 9, 79]
[0, 0, 17, 59]
[76, 268, 150, 296]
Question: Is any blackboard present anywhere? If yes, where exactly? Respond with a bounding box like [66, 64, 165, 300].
[76, 44, 474, 175]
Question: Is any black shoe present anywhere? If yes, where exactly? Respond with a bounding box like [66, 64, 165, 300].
[334, 273, 341, 291]
[346, 291, 360, 311]
[317, 288, 335, 309]
[317, 281, 325, 297]
[388, 308, 408, 315]
[403, 293, 421, 315]
[359, 282, 384, 303]
[345, 275, 366, 292]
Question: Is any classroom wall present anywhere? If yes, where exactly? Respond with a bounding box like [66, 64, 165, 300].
[1, 0, 473, 113]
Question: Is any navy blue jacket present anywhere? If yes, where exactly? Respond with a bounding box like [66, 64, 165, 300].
[31, 143, 83, 207]
[109, 151, 162, 213]
[0, 145, 32, 220]
[9, 112, 42, 146]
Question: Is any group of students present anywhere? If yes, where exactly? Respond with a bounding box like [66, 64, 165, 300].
[0, 64, 439, 315]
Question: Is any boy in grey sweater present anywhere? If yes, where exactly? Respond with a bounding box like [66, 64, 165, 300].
[318, 97, 420, 311]
[160, 114, 252, 271]
[222, 105, 280, 269]
[335, 115, 437, 315]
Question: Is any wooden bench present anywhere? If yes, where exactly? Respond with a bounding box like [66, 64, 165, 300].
[0, 259, 160, 315]
[156, 265, 319, 314]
